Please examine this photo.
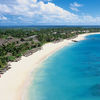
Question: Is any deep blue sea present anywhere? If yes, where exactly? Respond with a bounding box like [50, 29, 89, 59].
[27, 34, 100, 100]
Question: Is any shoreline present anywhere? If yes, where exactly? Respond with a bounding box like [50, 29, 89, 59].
[0, 32, 100, 100]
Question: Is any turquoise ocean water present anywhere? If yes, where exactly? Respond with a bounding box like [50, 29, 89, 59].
[27, 34, 100, 100]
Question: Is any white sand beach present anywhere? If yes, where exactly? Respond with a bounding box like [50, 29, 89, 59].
[0, 32, 100, 100]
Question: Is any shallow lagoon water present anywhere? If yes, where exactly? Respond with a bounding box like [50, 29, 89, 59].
[28, 34, 100, 100]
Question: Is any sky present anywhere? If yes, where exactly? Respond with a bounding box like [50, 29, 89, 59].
[0, 0, 100, 26]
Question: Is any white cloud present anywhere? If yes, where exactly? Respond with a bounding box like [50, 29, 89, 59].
[0, 0, 77, 21]
[70, 2, 83, 12]
[0, 4, 11, 13]
[0, 0, 100, 25]
[0, 15, 7, 20]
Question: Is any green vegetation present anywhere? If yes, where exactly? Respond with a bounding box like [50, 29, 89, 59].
[0, 27, 100, 70]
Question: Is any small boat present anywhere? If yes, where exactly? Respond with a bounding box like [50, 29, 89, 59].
[72, 40, 78, 42]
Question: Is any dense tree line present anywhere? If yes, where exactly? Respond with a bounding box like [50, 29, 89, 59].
[0, 27, 100, 69]
[0, 41, 42, 69]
